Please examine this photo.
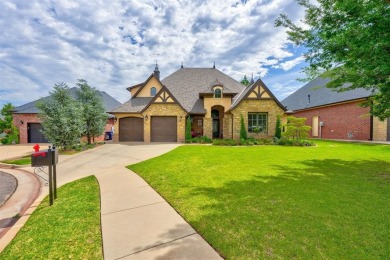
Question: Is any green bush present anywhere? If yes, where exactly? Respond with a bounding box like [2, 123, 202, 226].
[213, 139, 239, 146]
[185, 116, 192, 142]
[240, 114, 247, 140]
[275, 115, 282, 139]
[186, 136, 212, 144]
[276, 137, 315, 146]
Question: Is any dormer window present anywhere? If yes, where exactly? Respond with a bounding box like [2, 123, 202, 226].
[214, 88, 222, 98]
[150, 87, 157, 96]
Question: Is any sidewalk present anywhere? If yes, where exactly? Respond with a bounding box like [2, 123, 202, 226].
[0, 143, 222, 259]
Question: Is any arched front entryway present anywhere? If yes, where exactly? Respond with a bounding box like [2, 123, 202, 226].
[211, 105, 224, 139]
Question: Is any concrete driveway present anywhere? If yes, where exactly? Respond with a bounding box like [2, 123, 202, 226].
[1, 143, 222, 259]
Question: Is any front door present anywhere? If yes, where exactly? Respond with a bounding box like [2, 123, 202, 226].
[212, 119, 220, 138]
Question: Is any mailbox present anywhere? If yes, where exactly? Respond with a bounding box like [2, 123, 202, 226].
[51, 148, 58, 165]
[31, 150, 52, 167]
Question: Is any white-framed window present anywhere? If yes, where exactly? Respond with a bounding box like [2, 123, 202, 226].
[248, 113, 268, 133]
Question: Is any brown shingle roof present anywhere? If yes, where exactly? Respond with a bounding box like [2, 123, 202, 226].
[161, 68, 245, 113]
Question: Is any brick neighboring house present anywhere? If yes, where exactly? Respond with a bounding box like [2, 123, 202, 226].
[281, 77, 389, 141]
[111, 65, 285, 142]
[12, 88, 121, 144]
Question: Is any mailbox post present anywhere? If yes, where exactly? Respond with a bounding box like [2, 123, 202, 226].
[31, 144, 58, 206]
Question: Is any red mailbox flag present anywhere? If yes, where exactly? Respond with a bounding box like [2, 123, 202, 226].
[33, 144, 40, 152]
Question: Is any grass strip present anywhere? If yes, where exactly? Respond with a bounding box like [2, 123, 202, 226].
[1, 155, 31, 165]
[0, 176, 102, 259]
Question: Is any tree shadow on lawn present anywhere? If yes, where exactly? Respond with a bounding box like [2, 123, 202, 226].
[178, 158, 390, 259]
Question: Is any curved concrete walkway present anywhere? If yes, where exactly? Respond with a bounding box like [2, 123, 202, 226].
[0, 143, 221, 259]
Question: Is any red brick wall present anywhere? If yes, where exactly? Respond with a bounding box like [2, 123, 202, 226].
[13, 114, 115, 144]
[291, 100, 371, 140]
[13, 114, 41, 144]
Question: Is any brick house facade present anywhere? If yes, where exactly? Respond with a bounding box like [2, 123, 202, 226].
[12, 88, 120, 144]
[282, 77, 389, 141]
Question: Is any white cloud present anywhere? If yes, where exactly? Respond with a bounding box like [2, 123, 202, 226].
[272, 56, 305, 71]
[0, 0, 307, 107]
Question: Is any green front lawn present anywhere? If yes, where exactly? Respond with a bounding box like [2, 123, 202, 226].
[128, 140, 390, 259]
[0, 176, 102, 259]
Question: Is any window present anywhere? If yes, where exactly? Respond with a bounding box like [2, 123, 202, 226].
[248, 113, 268, 133]
[197, 119, 203, 127]
[214, 88, 222, 98]
[150, 87, 157, 96]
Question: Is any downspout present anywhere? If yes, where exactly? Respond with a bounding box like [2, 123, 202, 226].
[369, 101, 373, 141]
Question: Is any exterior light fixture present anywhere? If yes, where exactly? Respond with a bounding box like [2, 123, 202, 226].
[20, 120, 24, 125]
[144, 115, 149, 121]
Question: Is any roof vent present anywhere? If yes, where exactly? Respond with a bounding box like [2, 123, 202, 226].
[308, 94, 311, 104]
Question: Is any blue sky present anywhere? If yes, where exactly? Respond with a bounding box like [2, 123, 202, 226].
[0, 0, 308, 108]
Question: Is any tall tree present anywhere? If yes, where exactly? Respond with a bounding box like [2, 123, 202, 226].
[37, 83, 84, 149]
[0, 103, 19, 144]
[75, 79, 107, 144]
[241, 75, 250, 86]
[276, 0, 390, 119]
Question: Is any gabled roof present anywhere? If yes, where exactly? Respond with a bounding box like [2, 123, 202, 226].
[111, 97, 153, 113]
[13, 87, 121, 114]
[231, 78, 286, 111]
[281, 77, 374, 111]
[131, 73, 163, 97]
[141, 85, 186, 113]
[161, 68, 245, 113]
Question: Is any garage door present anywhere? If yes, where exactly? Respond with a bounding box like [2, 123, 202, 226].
[119, 117, 144, 141]
[28, 123, 49, 143]
[151, 116, 177, 142]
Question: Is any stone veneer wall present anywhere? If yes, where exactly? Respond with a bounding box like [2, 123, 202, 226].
[143, 103, 187, 142]
[231, 100, 285, 140]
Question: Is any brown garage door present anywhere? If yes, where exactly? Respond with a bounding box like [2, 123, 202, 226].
[119, 117, 144, 141]
[151, 116, 177, 142]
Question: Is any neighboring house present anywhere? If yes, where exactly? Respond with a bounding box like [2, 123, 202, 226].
[110, 65, 285, 142]
[12, 87, 121, 144]
[282, 77, 389, 141]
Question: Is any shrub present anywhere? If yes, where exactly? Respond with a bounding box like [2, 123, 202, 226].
[240, 114, 247, 140]
[213, 139, 239, 146]
[185, 116, 192, 141]
[186, 136, 212, 144]
[275, 115, 282, 139]
[276, 137, 315, 146]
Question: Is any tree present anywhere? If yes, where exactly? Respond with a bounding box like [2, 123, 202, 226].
[185, 116, 192, 142]
[76, 79, 107, 144]
[276, 0, 390, 119]
[36, 83, 84, 149]
[240, 114, 248, 140]
[240, 75, 250, 86]
[283, 116, 311, 140]
[0, 103, 19, 144]
[275, 115, 282, 139]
